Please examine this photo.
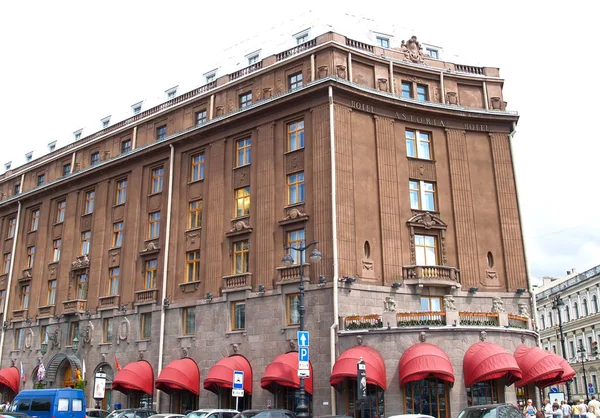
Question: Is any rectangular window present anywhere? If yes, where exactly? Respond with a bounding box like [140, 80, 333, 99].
[287, 120, 305, 151]
[76, 274, 87, 299]
[196, 110, 207, 125]
[236, 138, 251, 167]
[416, 84, 428, 101]
[190, 153, 205, 181]
[40, 325, 46, 345]
[231, 301, 246, 331]
[121, 140, 132, 154]
[115, 179, 127, 205]
[426, 48, 439, 59]
[409, 180, 436, 211]
[108, 267, 120, 296]
[145, 259, 158, 289]
[37, 174, 45, 186]
[286, 229, 305, 265]
[20, 284, 30, 309]
[91, 152, 100, 166]
[415, 235, 437, 266]
[156, 125, 167, 141]
[47, 280, 57, 305]
[30, 209, 40, 231]
[14, 328, 23, 349]
[376, 36, 390, 48]
[2, 253, 11, 275]
[233, 240, 249, 274]
[81, 231, 91, 255]
[0, 290, 5, 314]
[112, 222, 123, 248]
[570, 341, 576, 358]
[103, 318, 113, 343]
[140, 313, 152, 339]
[26, 246, 35, 269]
[405, 129, 432, 160]
[289, 72, 303, 90]
[151, 167, 164, 193]
[56, 200, 66, 223]
[148, 212, 160, 239]
[188, 200, 203, 229]
[420, 296, 443, 311]
[239, 92, 252, 109]
[182, 307, 195, 335]
[68, 322, 79, 345]
[234, 187, 251, 218]
[63, 164, 71, 177]
[296, 34, 308, 44]
[401, 81, 413, 98]
[52, 239, 61, 262]
[7, 217, 16, 238]
[287, 172, 305, 204]
[286, 293, 300, 325]
[186, 251, 201, 283]
[84, 190, 95, 214]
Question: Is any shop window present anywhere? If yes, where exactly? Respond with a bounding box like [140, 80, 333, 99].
[404, 377, 449, 418]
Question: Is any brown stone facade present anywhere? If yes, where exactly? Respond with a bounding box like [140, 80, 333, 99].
[0, 31, 534, 417]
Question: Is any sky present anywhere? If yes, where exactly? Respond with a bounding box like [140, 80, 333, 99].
[0, 0, 597, 282]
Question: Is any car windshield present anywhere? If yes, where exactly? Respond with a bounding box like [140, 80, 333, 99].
[458, 408, 497, 418]
[186, 413, 209, 418]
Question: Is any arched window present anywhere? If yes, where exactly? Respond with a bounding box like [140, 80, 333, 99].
[593, 295, 599, 314]
[574, 302, 580, 319]
[583, 299, 589, 316]
[565, 306, 571, 322]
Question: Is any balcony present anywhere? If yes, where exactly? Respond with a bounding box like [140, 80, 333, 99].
[98, 295, 120, 311]
[508, 314, 529, 329]
[403, 265, 460, 290]
[459, 311, 500, 326]
[344, 314, 383, 330]
[135, 289, 158, 305]
[12, 308, 27, 321]
[62, 299, 87, 314]
[276, 264, 310, 284]
[222, 273, 251, 291]
[397, 311, 446, 327]
[38, 305, 55, 318]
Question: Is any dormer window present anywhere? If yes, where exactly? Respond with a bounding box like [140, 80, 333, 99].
[101, 116, 111, 129]
[165, 86, 178, 99]
[425, 48, 439, 59]
[246, 50, 261, 66]
[204, 70, 217, 84]
[376, 36, 390, 48]
[131, 101, 143, 115]
[48, 141, 57, 152]
[25, 152, 33, 163]
[4, 162, 11, 171]
[294, 29, 310, 45]
[73, 129, 83, 141]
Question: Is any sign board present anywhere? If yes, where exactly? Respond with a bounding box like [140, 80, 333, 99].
[232, 389, 244, 397]
[550, 387, 558, 393]
[548, 392, 565, 405]
[233, 370, 244, 390]
[357, 359, 366, 401]
[590, 383, 594, 388]
[299, 347, 309, 362]
[298, 369, 310, 378]
[590, 387, 595, 394]
[93, 372, 107, 400]
[298, 331, 309, 347]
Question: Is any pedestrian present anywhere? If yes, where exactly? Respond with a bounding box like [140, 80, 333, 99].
[544, 399, 554, 418]
[580, 399, 589, 418]
[552, 402, 562, 418]
[574, 402, 580, 418]
[589, 396, 600, 415]
[587, 405, 596, 418]
[524, 399, 538, 418]
[561, 400, 572, 418]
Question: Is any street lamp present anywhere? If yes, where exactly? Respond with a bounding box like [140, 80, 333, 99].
[578, 343, 590, 402]
[552, 296, 571, 401]
[281, 240, 322, 418]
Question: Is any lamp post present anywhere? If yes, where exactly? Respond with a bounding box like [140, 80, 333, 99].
[281, 240, 322, 418]
[552, 296, 571, 401]
[578, 343, 590, 402]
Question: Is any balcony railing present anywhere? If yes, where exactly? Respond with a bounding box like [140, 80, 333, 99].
[346, 38, 374, 53]
[459, 312, 500, 326]
[403, 265, 460, 287]
[397, 311, 446, 327]
[222, 273, 252, 290]
[276, 264, 310, 283]
[455, 64, 485, 75]
[345, 314, 383, 330]
[98, 295, 120, 310]
[229, 62, 263, 81]
[38, 305, 55, 317]
[276, 39, 317, 61]
[135, 289, 158, 305]
[63, 299, 87, 314]
[508, 314, 529, 329]
[12, 309, 27, 320]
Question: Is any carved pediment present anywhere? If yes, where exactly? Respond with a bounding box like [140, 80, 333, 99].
[407, 212, 447, 230]
[139, 240, 160, 256]
[398, 36, 425, 64]
[71, 255, 90, 270]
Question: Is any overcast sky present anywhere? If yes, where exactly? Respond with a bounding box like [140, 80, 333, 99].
[0, 1, 597, 282]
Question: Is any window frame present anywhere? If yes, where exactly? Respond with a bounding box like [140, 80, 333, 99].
[231, 300, 246, 331]
[287, 120, 305, 152]
[112, 222, 123, 248]
[409, 180, 437, 211]
[37, 173, 45, 186]
[91, 152, 100, 166]
[416, 84, 429, 101]
[287, 172, 305, 204]
[76, 274, 87, 299]
[190, 153, 205, 182]
[288, 72, 303, 90]
[7, 217, 16, 238]
[195, 109, 207, 125]
[115, 179, 128, 205]
[401, 81, 413, 98]
[30, 209, 40, 231]
[148, 212, 161, 239]
[156, 125, 167, 141]
[14, 328, 23, 349]
[235, 138, 252, 167]
[144, 259, 158, 289]
[47, 280, 57, 306]
[405, 129, 433, 160]
[81, 231, 91, 255]
[63, 163, 71, 177]
[188, 200, 203, 229]
[68, 322, 79, 345]
[286, 229, 305, 265]
[2, 252, 11, 275]
[420, 295, 443, 312]
[108, 267, 120, 296]
[20, 284, 30, 309]
[84, 190, 95, 214]
[26, 246, 35, 269]
[185, 251, 201, 283]
[56, 200, 66, 223]
[239, 92, 252, 109]
[376, 36, 390, 48]
[414, 234, 438, 266]
[52, 239, 61, 263]
[103, 318, 113, 343]
[182, 307, 196, 336]
[121, 139, 132, 154]
[0, 289, 5, 314]
[234, 187, 251, 218]
[286, 293, 300, 326]
[151, 167, 164, 193]
[233, 240, 249, 274]
[140, 312, 152, 339]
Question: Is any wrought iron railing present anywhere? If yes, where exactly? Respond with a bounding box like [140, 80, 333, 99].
[397, 311, 446, 327]
[459, 311, 499, 326]
[345, 314, 383, 330]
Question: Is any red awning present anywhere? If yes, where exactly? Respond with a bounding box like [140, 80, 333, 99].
[261, 352, 314, 395]
[399, 343, 455, 385]
[204, 355, 253, 395]
[0, 367, 20, 394]
[112, 360, 154, 395]
[156, 358, 200, 395]
[330, 346, 387, 390]
[514, 345, 563, 387]
[463, 342, 522, 387]
[537, 355, 576, 388]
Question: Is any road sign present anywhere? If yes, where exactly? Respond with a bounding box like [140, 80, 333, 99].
[299, 347, 309, 362]
[298, 369, 310, 378]
[298, 331, 309, 347]
[550, 387, 558, 393]
[233, 370, 244, 390]
[589, 383, 594, 388]
[232, 389, 244, 397]
[590, 387, 595, 394]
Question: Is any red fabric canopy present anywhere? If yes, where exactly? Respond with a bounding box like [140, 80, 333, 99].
[330, 346, 387, 390]
[399, 343, 455, 385]
[156, 358, 200, 395]
[514, 345, 563, 387]
[537, 355, 576, 388]
[261, 352, 314, 395]
[0, 367, 20, 394]
[463, 342, 522, 387]
[112, 360, 154, 395]
[204, 355, 253, 394]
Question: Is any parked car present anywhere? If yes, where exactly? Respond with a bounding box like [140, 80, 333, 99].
[148, 414, 184, 418]
[184, 410, 239, 418]
[388, 415, 435, 418]
[233, 411, 261, 418]
[87, 409, 110, 418]
[252, 410, 296, 418]
[106, 409, 157, 418]
[11, 388, 86, 418]
[457, 403, 523, 418]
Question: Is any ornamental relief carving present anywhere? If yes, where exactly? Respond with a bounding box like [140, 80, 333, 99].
[109, 250, 120, 268]
[285, 150, 304, 174]
[407, 212, 447, 265]
[399, 36, 425, 64]
[234, 165, 251, 187]
[185, 231, 201, 251]
[117, 317, 130, 345]
[148, 193, 161, 211]
[112, 204, 125, 222]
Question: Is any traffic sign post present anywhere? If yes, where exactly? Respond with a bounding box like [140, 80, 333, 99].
[232, 370, 244, 411]
[298, 331, 309, 347]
